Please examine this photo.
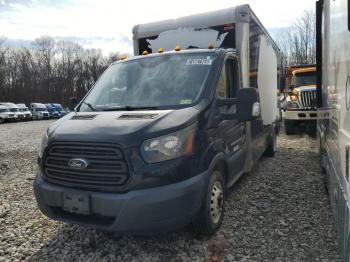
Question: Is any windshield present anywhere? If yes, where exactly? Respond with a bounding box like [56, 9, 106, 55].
[80, 53, 216, 111]
[9, 108, 19, 112]
[293, 71, 316, 87]
[37, 108, 46, 112]
[55, 104, 64, 110]
[47, 107, 56, 112]
[0, 108, 9, 113]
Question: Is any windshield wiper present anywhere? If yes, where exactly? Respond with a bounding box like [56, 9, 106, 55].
[102, 106, 159, 111]
[82, 101, 97, 111]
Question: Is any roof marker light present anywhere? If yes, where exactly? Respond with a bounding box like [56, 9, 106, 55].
[174, 45, 181, 51]
[142, 50, 149, 55]
[157, 48, 164, 53]
[119, 54, 127, 60]
[208, 43, 214, 49]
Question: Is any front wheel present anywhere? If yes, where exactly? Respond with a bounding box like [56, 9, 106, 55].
[192, 170, 225, 235]
[284, 119, 296, 135]
[264, 130, 276, 157]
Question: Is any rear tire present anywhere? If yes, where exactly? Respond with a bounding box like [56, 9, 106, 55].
[284, 120, 296, 135]
[264, 130, 276, 157]
[192, 170, 225, 235]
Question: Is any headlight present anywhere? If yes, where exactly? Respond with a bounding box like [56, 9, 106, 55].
[141, 124, 196, 163]
[287, 102, 300, 109]
[290, 94, 298, 101]
[38, 129, 49, 158]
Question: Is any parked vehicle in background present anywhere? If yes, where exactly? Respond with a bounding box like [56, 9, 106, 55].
[16, 103, 32, 120]
[52, 103, 66, 117]
[317, 0, 350, 260]
[45, 104, 60, 119]
[30, 103, 50, 120]
[283, 65, 317, 135]
[34, 5, 280, 235]
[0, 105, 17, 122]
[0, 102, 25, 121]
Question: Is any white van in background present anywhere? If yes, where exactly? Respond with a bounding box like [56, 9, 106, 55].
[0, 102, 25, 121]
[16, 103, 32, 120]
[30, 103, 50, 120]
[0, 105, 17, 122]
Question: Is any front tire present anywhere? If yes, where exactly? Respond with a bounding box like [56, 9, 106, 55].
[264, 129, 276, 157]
[284, 119, 296, 135]
[192, 170, 225, 235]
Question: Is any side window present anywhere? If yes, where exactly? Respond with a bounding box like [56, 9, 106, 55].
[216, 64, 227, 98]
[226, 58, 240, 98]
[348, 0, 350, 31]
[216, 58, 240, 99]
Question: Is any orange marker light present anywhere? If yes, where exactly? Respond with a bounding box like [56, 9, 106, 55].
[208, 43, 214, 49]
[174, 45, 181, 51]
[184, 133, 194, 155]
[119, 54, 127, 60]
[157, 48, 164, 53]
[142, 50, 149, 55]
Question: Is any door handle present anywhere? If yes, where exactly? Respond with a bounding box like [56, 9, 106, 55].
[346, 76, 350, 110]
[346, 145, 350, 182]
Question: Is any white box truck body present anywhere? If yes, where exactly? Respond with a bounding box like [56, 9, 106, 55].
[317, 0, 350, 259]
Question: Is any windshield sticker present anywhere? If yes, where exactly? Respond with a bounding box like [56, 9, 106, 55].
[179, 99, 192, 104]
[185, 56, 213, 66]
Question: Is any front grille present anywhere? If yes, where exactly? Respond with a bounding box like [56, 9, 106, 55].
[299, 90, 317, 108]
[43, 142, 130, 191]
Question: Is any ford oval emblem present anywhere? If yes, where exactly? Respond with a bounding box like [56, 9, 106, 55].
[68, 158, 88, 169]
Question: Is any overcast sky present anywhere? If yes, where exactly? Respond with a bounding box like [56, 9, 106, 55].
[0, 0, 315, 54]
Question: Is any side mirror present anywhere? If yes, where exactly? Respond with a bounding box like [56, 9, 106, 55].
[69, 97, 78, 111]
[218, 87, 260, 122]
[236, 87, 260, 121]
[279, 75, 286, 91]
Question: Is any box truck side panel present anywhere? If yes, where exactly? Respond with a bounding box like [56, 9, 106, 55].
[318, 0, 350, 259]
[257, 35, 278, 125]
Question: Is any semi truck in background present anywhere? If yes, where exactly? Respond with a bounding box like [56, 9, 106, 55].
[30, 103, 50, 120]
[283, 65, 317, 135]
[34, 5, 280, 234]
[316, 0, 350, 260]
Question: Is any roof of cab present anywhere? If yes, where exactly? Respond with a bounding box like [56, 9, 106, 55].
[114, 48, 231, 65]
[292, 67, 316, 75]
[16, 103, 27, 108]
[0, 102, 18, 108]
[30, 103, 46, 107]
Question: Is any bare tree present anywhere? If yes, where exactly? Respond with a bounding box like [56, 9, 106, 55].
[276, 9, 316, 66]
[0, 36, 113, 106]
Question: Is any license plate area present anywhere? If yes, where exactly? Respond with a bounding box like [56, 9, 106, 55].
[62, 192, 90, 215]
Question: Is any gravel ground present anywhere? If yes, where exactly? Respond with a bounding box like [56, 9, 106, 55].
[0, 120, 341, 261]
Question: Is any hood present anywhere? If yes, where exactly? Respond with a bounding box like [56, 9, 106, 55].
[294, 85, 316, 91]
[48, 107, 200, 148]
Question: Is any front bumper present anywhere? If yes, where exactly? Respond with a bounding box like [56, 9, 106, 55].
[33, 171, 208, 234]
[285, 110, 319, 120]
[5, 116, 17, 122]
